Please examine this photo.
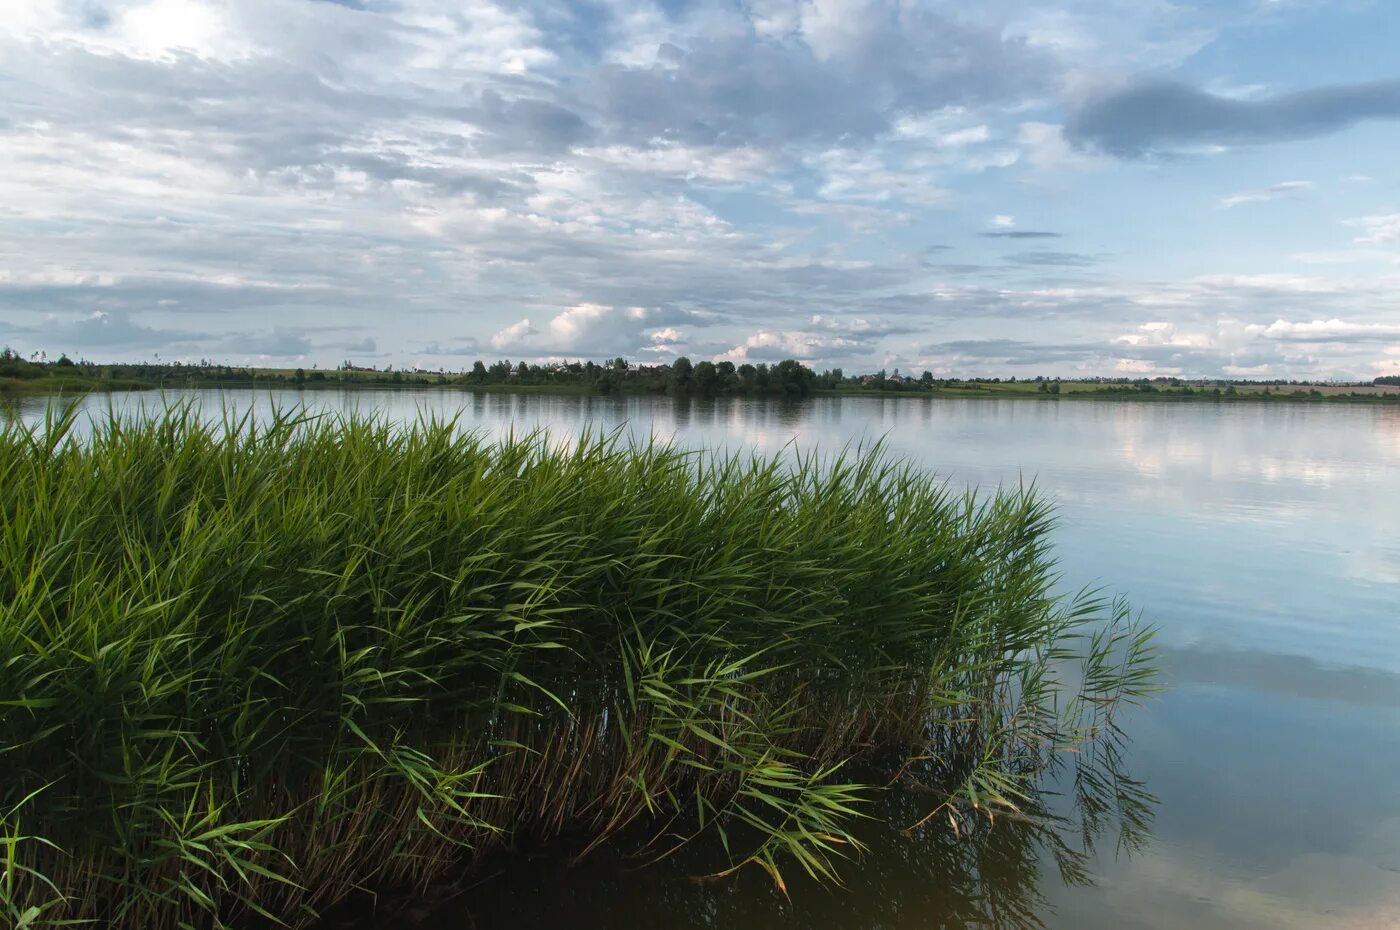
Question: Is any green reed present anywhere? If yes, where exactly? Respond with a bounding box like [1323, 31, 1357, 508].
[0, 404, 1155, 928]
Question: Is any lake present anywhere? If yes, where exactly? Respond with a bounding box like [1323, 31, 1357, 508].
[9, 388, 1400, 929]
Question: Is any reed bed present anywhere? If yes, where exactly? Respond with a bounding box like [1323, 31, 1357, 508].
[0, 406, 1154, 929]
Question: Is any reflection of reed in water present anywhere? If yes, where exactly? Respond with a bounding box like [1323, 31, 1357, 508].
[865, 726, 1157, 930]
[351, 685, 1156, 930]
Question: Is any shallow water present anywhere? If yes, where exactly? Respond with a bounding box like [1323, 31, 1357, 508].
[10, 389, 1400, 928]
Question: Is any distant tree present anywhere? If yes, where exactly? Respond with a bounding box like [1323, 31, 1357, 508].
[773, 359, 814, 396]
[469, 360, 488, 384]
[294, 367, 306, 386]
[693, 360, 718, 395]
[714, 360, 736, 390]
[669, 356, 694, 392]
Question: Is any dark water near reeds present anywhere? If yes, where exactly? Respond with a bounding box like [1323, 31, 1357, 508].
[10, 389, 1400, 929]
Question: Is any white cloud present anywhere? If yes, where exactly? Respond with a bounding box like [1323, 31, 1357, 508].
[1349, 213, 1400, 245]
[1114, 321, 1212, 348]
[1219, 180, 1312, 208]
[1191, 273, 1339, 293]
[721, 329, 861, 362]
[490, 318, 539, 351]
[892, 110, 991, 147]
[1016, 121, 1100, 171]
[117, 0, 239, 60]
[798, 0, 883, 62]
[807, 147, 951, 205]
[1246, 318, 1400, 341]
[490, 303, 695, 356]
[576, 144, 773, 185]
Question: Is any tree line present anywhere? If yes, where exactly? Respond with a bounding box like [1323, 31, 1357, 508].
[7, 346, 1400, 397]
[461, 357, 828, 396]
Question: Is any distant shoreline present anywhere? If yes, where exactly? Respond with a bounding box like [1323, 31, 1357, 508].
[7, 376, 1399, 406]
[9, 350, 1399, 405]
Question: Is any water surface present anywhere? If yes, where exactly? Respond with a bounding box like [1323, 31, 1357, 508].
[11, 389, 1400, 929]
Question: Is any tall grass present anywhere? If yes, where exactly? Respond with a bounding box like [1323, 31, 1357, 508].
[0, 405, 1154, 929]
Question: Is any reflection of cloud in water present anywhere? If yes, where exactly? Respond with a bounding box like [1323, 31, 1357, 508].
[1161, 645, 1400, 708]
[1253, 455, 1341, 487]
[1346, 551, 1400, 586]
[1073, 820, 1400, 930]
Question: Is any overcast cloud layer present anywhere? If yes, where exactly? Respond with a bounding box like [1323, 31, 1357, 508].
[2, 0, 1400, 379]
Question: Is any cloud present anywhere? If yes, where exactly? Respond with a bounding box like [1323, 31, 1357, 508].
[35, 309, 201, 348]
[23, 309, 374, 361]
[489, 319, 540, 351]
[1068, 79, 1400, 157]
[916, 315, 1400, 379]
[921, 338, 1103, 365]
[585, 4, 1055, 152]
[1016, 120, 1099, 171]
[720, 329, 859, 363]
[807, 147, 951, 205]
[805, 313, 920, 339]
[336, 337, 378, 354]
[788, 201, 914, 234]
[417, 339, 481, 356]
[1349, 213, 1400, 245]
[489, 303, 698, 357]
[1245, 318, 1400, 343]
[1004, 250, 1099, 267]
[0, 0, 1396, 380]
[1219, 180, 1313, 208]
[713, 312, 916, 364]
[216, 328, 313, 357]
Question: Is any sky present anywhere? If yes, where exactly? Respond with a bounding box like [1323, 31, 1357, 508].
[2, 0, 1400, 379]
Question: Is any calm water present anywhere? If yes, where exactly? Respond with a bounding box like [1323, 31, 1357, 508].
[10, 389, 1400, 929]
